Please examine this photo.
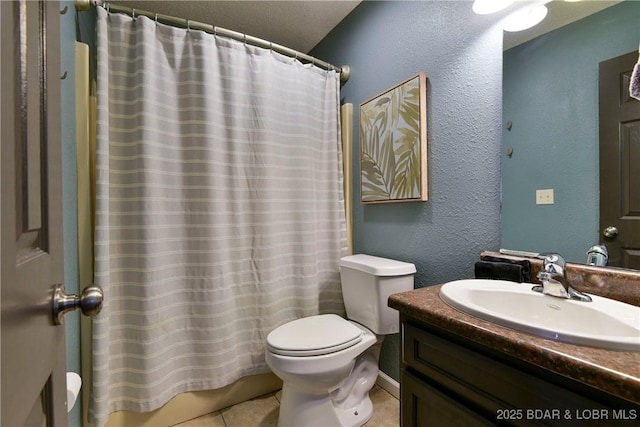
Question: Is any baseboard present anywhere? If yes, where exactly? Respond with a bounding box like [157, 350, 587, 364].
[376, 371, 399, 400]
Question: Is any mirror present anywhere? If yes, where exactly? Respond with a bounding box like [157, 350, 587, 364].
[501, 1, 639, 266]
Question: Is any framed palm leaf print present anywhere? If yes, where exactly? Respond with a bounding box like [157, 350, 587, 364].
[359, 73, 428, 203]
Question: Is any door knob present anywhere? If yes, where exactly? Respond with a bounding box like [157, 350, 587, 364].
[52, 284, 103, 325]
[603, 226, 619, 239]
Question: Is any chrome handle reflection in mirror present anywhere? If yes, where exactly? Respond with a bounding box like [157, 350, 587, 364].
[52, 284, 103, 325]
[603, 226, 619, 239]
[586, 245, 608, 267]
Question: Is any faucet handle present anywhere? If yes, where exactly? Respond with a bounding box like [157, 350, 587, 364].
[543, 253, 565, 266]
[542, 253, 565, 274]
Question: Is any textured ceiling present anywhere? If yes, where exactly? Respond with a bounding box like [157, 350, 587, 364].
[503, 0, 621, 50]
[109, 1, 619, 54]
[111, 0, 362, 54]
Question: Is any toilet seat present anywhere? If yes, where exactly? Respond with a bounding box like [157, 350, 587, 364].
[267, 314, 364, 357]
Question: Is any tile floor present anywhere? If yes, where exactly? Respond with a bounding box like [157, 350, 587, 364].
[173, 385, 399, 427]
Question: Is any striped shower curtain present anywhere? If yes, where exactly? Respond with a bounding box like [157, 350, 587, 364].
[91, 7, 347, 426]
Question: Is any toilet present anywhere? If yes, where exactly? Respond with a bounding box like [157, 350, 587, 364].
[265, 254, 416, 427]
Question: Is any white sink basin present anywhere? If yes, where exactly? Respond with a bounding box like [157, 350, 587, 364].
[439, 279, 640, 351]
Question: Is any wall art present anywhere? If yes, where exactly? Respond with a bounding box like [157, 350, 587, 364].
[359, 73, 427, 203]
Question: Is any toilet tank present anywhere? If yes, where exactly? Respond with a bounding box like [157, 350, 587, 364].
[339, 254, 416, 335]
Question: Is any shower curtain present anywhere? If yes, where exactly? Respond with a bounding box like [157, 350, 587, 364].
[91, 7, 347, 426]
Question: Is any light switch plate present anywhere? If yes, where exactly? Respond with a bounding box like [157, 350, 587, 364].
[536, 189, 554, 205]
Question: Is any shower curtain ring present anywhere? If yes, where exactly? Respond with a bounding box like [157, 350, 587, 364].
[213, 26, 217, 36]
[154, 13, 158, 24]
[131, 8, 135, 20]
[187, 20, 191, 31]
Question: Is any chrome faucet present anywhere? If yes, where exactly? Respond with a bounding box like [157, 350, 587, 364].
[586, 244, 608, 267]
[533, 254, 592, 302]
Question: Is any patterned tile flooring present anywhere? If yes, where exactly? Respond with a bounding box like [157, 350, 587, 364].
[173, 385, 399, 427]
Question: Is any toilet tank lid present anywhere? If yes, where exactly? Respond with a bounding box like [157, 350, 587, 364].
[340, 254, 416, 276]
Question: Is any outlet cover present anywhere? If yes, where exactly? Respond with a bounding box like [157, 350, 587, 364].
[536, 189, 554, 205]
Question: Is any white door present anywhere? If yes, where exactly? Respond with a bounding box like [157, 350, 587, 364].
[2, 1, 67, 425]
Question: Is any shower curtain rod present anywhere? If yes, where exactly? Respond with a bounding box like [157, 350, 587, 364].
[74, 0, 351, 83]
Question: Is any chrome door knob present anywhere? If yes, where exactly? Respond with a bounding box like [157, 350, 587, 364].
[603, 226, 619, 239]
[52, 284, 103, 325]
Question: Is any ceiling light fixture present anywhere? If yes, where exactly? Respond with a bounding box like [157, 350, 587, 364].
[472, 0, 516, 15]
[503, 4, 549, 32]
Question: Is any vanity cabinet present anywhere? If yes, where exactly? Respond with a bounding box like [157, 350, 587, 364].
[400, 316, 639, 427]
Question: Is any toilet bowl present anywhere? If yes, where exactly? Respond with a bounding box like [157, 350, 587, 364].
[266, 315, 378, 427]
[265, 254, 416, 427]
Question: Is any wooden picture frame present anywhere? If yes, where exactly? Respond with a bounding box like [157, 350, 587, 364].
[359, 73, 428, 203]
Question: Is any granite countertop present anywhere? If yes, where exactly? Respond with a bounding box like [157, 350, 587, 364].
[388, 284, 640, 405]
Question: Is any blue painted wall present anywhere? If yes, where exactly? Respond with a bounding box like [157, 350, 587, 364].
[313, 1, 504, 381]
[63, 0, 636, 397]
[502, 1, 640, 263]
